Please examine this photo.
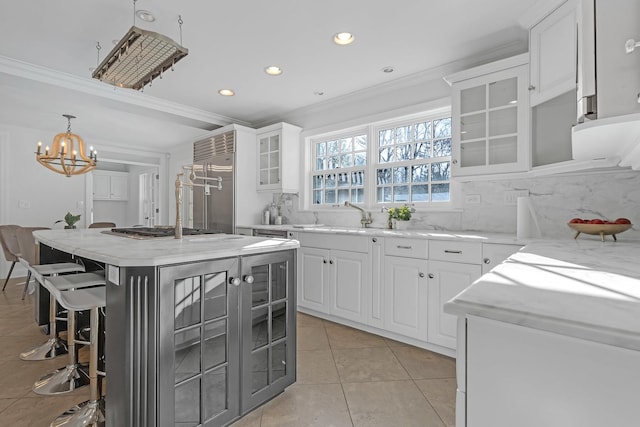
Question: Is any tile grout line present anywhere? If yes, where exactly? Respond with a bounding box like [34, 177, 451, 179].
[325, 319, 356, 427]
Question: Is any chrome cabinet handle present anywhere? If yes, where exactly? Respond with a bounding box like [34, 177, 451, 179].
[329, 260, 334, 265]
[243, 275, 254, 284]
[372, 238, 377, 243]
[229, 277, 241, 286]
[418, 272, 425, 278]
[397, 245, 412, 249]
[528, 84, 536, 91]
[323, 259, 327, 264]
[444, 250, 462, 254]
[428, 273, 434, 279]
[484, 258, 491, 264]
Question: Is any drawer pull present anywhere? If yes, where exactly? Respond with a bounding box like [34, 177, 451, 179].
[428, 273, 434, 279]
[444, 250, 462, 254]
[397, 245, 412, 249]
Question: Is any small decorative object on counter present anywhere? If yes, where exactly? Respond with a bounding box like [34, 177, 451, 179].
[269, 203, 279, 225]
[567, 217, 632, 241]
[55, 212, 81, 229]
[262, 210, 270, 225]
[387, 205, 413, 229]
[274, 216, 283, 225]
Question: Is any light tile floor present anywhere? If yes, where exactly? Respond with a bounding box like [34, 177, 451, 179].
[0, 278, 456, 426]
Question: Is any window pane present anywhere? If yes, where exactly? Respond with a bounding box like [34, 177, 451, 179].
[325, 189, 336, 204]
[354, 134, 367, 150]
[433, 138, 452, 157]
[313, 190, 322, 205]
[395, 144, 412, 161]
[411, 185, 429, 202]
[393, 186, 409, 202]
[325, 174, 336, 188]
[316, 157, 325, 171]
[340, 138, 353, 152]
[393, 167, 410, 184]
[313, 175, 323, 189]
[354, 152, 366, 166]
[337, 172, 350, 187]
[434, 118, 452, 138]
[376, 168, 392, 185]
[432, 183, 450, 201]
[377, 186, 392, 203]
[411, 164, 428, 183]
[337, 189, 350, 203]
[431, 162, 451, 181]
[352, 188, 364, 203]
[328, 156, 339, 169]
[379, 129, 393, 146]
[415, 122, 432, 141]
[414, 141, 431, 159]
[396, 125, 411, 144]
[351, 171, 364, 186]
[379, 147, 394, 163]
[328, 140, 339, 155]
[316, 142, 326, 157]
[340, 153, 353, 168]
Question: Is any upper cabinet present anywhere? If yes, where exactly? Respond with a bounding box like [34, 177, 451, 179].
[93, 170, 128, 201]
[529, 0, 577, 107]
[447, 54, 530, 177]
[256, 122, 302, 193]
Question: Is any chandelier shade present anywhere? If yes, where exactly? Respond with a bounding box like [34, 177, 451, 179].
[91, 26, 188, 90]
[36, 115, 97, 177]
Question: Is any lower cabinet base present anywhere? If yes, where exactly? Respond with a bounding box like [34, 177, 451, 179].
[297, 307, 456, 358]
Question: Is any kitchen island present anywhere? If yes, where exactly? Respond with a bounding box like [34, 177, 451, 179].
[444, 238, 640, 427]
[34, 228, 299, 427]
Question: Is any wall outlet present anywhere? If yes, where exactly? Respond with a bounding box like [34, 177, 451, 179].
[465, 194, 481, 204]
[503, 190, 529, 205]
[18, 200, 30, 209]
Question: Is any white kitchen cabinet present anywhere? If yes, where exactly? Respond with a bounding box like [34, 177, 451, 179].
[256, 122, 302, 193]
[298, 233, 369, 324]
[481, 243, 523, 275]
[427, 260, 481, 349]
[448, 54, 530, 177]
[93, 170, 128, 201]
[528, 0, 577, 107]
[383, 255, 428, 340]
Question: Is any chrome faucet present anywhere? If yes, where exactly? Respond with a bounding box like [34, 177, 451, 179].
[175, 168, 224, 239]
[344, 201, 373, 228]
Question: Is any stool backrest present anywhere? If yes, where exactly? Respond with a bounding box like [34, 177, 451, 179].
[88, 222, 116, 229]
[0, 224, 21, 262]
[15, 227, 50, 266]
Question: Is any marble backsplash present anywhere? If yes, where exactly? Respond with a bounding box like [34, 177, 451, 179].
[272, 169, 640, 240]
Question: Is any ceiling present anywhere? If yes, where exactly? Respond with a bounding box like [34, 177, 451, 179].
[0, 0, 538, 152]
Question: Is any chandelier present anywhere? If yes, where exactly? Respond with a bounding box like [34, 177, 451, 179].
[36, 115, 97, 177]
[91, 1, 188, 90]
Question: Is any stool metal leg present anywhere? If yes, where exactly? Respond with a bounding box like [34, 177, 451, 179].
[20, 293, 68, 360]
[51, 307, 105, 427]
[33, 308, 89, 395]
[2, 261, 16, 291]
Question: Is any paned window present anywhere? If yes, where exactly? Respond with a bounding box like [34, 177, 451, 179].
[375, 116, 452, 203]
[312, 133, 367, 205]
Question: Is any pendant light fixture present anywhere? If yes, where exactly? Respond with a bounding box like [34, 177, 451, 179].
[35, 115, 97, 177]
[91, 0, 188, 90]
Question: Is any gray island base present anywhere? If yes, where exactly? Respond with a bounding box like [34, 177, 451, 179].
[34, 229, 299, 427]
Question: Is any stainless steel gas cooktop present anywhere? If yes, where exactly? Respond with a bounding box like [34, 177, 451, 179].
[106, 227, 223, 239]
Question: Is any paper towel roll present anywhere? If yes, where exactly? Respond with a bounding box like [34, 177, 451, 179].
[516, 196, 542, 239]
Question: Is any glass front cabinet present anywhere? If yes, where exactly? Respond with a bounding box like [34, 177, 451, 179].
[449, 55, 530, 177]
[158, 250, 296, 427]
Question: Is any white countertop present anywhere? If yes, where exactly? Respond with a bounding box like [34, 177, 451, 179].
[445, 238, 640, 351]
[34, 229, 299, 267]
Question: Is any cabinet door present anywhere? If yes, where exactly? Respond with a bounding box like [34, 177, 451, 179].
[93, 173, 110, 200]
[109, 175, 128, 200]
[298, 247, 329, 313]
[529, 0, 577, 106]
[257, 130, 281, 190]
[158, 258, 241, 427]
[383, 256, 428, 340]
[329, 249, 368, 323]
[427, 260, 481, 349]
[452, 65, 530, 176]
[369, 237, 384, 328]
[240, 251, 296, 412]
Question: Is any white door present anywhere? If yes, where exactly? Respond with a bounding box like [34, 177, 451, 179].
[330, 249, 368, 323]
[384, 256, 428, 340]
[138, 169, 158, 227]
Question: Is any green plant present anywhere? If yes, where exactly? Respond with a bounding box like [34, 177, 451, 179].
[55, 212, 81, 228]
[387, 205, 412, 221]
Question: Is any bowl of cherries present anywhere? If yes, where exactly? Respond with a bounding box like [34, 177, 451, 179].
[568, 217, 632, 241]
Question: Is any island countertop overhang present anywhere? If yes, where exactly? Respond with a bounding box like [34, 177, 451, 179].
[34, 229, 299, 267]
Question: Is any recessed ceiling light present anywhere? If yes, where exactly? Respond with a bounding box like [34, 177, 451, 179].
[218, 89, 235, 96]
[382, 66, 395, 73]
[136, 10, 155, 22]
[333, 32, 355, 45]
[264, 66, 283, 76]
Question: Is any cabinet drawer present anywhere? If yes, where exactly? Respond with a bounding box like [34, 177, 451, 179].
[298, 233, 368, 253]
[384, 238, 428, 258]
[429, 240, 481, 264]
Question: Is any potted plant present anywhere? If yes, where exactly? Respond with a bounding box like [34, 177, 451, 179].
[56, 212, 81, 229]
[387, 205, 412, 229]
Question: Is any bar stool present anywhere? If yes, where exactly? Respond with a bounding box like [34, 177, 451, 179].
[50, 286, 106, 427]
[17, 227, 86, 360]
[34, 272, 105, 395]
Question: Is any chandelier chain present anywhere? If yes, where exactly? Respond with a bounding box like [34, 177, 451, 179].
[96, 42, 101, 67]
[178, 15, 184, 45]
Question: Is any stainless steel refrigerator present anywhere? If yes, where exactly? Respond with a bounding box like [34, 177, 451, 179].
[191, 131, 236, 234]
